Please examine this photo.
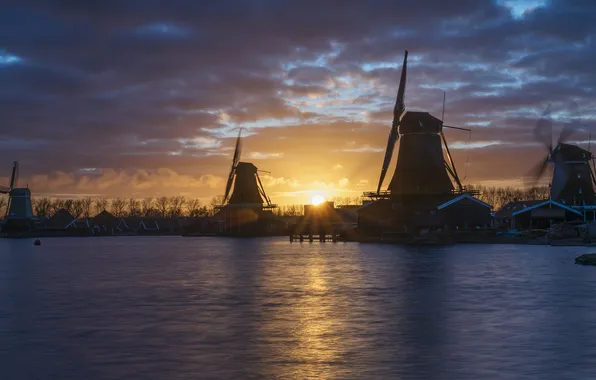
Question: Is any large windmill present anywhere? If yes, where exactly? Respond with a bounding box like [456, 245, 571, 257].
[527, 106, 596, 206]
[0, 161, 33, 220]
[369, 50, 472, 198]
[215, 129, 276, 235]
[358, 50, 492, 236]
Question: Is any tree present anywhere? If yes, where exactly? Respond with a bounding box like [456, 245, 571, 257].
[81, 197, 93, 218]
[63, 199, 75, 215]
[95, 198, 109, 214]
[128, 198, 140, 216]
[33, 197, 51, 217]
[71, 199, 84, 219]
[168, 196, 186, 217]
[186, 198, 202, 217]
[141, 198, 155, 217]
[111, 197, 127, 218]
[156, 196, 170, 218]
[51, 198, 65, 216]
[209, 195, 225, 216]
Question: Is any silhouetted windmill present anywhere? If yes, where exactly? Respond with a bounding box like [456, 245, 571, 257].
[216, 129, 275, 235]
[222, 129, 273, 207]
[527, 105, 596, 205]
[373, 50, 471, 197]
[0, 161, 33, 219]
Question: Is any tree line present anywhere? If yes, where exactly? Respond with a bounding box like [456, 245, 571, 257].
[0, 187, 550, 219]
[467, 185, 550, 211]
[0, 196, 215, 219]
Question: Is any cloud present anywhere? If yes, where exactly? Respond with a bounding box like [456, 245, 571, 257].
[0, 0, 595, 202]
[248, 152, 284, 160]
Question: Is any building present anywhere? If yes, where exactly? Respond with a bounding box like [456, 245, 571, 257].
[358, 193, 492, 236]
[509, 200, 583, 230]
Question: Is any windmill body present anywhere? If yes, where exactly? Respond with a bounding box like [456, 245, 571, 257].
[0, 161, 33, 220]
[214, 130, 277, 236]
[228, 162, 265, 205]
[528, 111, 596, 207]
[550, 144, 595, 205]
[388, 112, 454, 195]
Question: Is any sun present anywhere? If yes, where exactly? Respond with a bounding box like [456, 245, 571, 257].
[311, 194, 326, 206]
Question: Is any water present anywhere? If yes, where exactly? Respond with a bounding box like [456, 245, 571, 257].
[1, 237, 596, 380]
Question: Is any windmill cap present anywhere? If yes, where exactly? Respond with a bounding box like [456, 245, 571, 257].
[399, 111, 443, 134]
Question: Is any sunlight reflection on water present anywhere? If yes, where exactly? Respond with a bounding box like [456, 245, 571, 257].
[1, 237, 596, 379]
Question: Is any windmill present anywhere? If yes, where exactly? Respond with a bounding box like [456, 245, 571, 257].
[372, 50, 471, 198]
[221, 129, 273, 207]
[0, 161, 33, 219]
[216, 129, 275, 235]
[527, 105, 596, 205]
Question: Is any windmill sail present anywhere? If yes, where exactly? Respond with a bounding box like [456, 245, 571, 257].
[223, 129, 243, 203]
[377, 50, 408, 193]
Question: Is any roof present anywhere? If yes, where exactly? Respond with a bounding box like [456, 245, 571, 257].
[511, 199, 582, 217]
[436, 193, 492, 210]
[66, 218, 91, 229]
[92, 210, 119, 225]
[47, 209, 74, 229]
[494, 200, 544, 219]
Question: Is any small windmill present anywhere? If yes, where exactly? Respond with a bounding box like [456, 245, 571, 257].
[221, 129, 273, 208]
[527, 105, 596, 205]
[0, 162, 19, 216]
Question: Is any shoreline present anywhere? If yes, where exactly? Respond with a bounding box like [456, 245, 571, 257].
[3, 232, 595, 247]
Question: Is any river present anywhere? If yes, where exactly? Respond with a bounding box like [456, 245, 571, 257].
[1, 237, 595, 379]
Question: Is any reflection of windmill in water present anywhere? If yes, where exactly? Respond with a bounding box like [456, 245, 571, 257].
[527, 104, 596, 206]
[214, 129, 277, 236]
[359, 50, 492, 236]
[0, 161, 34, 232]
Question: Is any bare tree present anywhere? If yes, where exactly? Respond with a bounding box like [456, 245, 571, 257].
[95, 198, 109, 214]
[110, 197, 127, 218]
[63, 199, 75, 215]
[141, 197, 154, 217]
[155, 196, 170, 218]
[33, 197, 52, 217]
[51, 198, 65, 216]
[71, 199, 84, 219]
[128, 198, 140, 216]
[168, 196, 186, 217]
[209, 195, 225, 216]
[186, 198, 202, 217]
[81, 197, 93, 218]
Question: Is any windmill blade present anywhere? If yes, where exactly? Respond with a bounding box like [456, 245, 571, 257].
[255, 172, 272, 206]
[376, 50, 408, 193]
[533, 105, 553, 153]
[9, 161, 18, 189]
[232, 128, 243, 168]
[377, 127, 399, 193]
[223, 129, 243, 203]
[443, 125, 471, 132]
[525, 156, 550, 188]
[223, 168, 235, 204]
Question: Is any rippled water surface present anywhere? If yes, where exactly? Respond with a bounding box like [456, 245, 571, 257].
[1, 237, 596, 379]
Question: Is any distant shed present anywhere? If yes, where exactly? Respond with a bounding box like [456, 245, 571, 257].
[510, 200, 582, 229]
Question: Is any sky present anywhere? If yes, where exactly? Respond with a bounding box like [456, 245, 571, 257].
[0, 0, 595, 205]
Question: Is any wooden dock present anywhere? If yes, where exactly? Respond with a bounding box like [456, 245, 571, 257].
[289, 233, 340, 242]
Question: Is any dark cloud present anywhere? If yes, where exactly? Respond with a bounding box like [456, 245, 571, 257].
[0, 0, 595, 201]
